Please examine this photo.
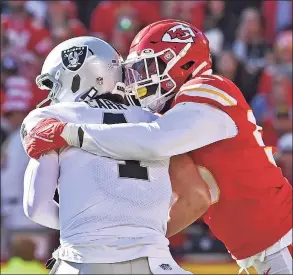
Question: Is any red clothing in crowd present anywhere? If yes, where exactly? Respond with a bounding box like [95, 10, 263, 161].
[162, 1, 206, 30]
[90, 1, 161, 41]
[1, 14, 52, 56]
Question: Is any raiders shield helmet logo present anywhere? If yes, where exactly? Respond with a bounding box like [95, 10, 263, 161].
[61, 46, 88, 72]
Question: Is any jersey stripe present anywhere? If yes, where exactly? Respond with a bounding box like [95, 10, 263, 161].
[288, 245, 292, 257]
[176, 84, 237, 106]
[197, 166, 220, 204]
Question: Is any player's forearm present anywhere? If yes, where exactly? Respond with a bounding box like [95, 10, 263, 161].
[167, 185, 211, 237]
[62, 102, 237, 161]
[80, 122, 167, 160]
[166, 194, 210, 238]
[167, 153, 211, 237]
[61, 121, 168, 160]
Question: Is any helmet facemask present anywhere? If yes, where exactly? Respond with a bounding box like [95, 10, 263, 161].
[124, 43, 191, 112]
[36, 73, 63, 107]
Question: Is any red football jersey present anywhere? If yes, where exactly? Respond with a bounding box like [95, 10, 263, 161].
[174, 74, 292, 259]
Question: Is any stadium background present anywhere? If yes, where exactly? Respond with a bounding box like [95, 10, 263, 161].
[0, 0, 292, 273]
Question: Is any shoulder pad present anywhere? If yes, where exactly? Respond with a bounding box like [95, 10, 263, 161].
[176, 75, 237, 107]
[182, 74, 231, 91]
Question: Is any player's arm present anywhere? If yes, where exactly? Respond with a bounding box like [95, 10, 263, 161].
[20, 107, 67, 159]
[166, 153, 211, 238]
[63, 101, 238, 160]
[23, 151, 60, 230]
[25, 101, 237, 160]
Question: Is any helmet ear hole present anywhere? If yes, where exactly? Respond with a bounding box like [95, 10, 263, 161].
[42, 78, 54, 90]
[71, 74, 81, 93]
[181, 60, 195, 70]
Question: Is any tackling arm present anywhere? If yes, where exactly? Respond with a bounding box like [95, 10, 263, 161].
[166, 153, 211, 237]
[65, 102, 237, 160]
[23, 151, 60, 230]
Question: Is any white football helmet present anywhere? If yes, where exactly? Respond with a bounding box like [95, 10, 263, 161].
[36, 36, 124, 107]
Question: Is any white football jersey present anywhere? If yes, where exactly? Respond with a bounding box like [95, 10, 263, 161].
[22, 99, 172, 263]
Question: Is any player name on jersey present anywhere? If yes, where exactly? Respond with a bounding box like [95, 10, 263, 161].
[86, 98, 127, 110]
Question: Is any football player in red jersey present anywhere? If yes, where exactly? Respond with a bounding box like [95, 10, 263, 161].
[23, 20, 292, 274]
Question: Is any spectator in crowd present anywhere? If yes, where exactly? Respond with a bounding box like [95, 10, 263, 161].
[1, 1, 53, 80]
[1, 57, 32, 101]
[1, 96, 31, 217]
[276, 132, 293, 185]
[232, 7, 270, 75]
[1, 1, 52, 53]
[203, 1, 238, 49]
[257, 29, 293, 99]
[90, 1, 161, 57]
[74, 0, 100, 28]
[254, 30, 292, 142]
[273, 30, 292, 82]
[225, 0, 263, 18]
[262, 0, 292, 44]
[253, 31, 292, 118]
[1, 238, 47, 274]
[251, 73, 292, 146]
[0, 95, 49, 259]
[214, 50, 256, 103]
[24, 0, 48, 24]
[46, 1, 87, 47]
[161, 1, 206, 30]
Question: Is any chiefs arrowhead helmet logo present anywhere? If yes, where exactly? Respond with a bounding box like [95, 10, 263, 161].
[162, 24, 196, 44]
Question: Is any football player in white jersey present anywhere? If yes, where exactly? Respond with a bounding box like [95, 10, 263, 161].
[21, 36, 210, 274]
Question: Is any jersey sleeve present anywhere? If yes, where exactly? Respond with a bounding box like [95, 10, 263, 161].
[79, 102, 238, 160]
[23, 152, 59, 230]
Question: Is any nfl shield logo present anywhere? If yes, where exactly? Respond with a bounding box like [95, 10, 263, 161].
[61, 46, 88, 72]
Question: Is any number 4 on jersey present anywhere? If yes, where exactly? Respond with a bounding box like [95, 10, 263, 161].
[103, 112, 149, 180]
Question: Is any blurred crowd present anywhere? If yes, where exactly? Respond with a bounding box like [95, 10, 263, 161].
[1, 0, 292, 270]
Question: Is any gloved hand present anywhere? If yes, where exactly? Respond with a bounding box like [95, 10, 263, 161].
[24, 118, 67, 159]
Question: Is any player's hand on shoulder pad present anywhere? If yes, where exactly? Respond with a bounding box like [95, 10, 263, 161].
[24, 118, 68, 159]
